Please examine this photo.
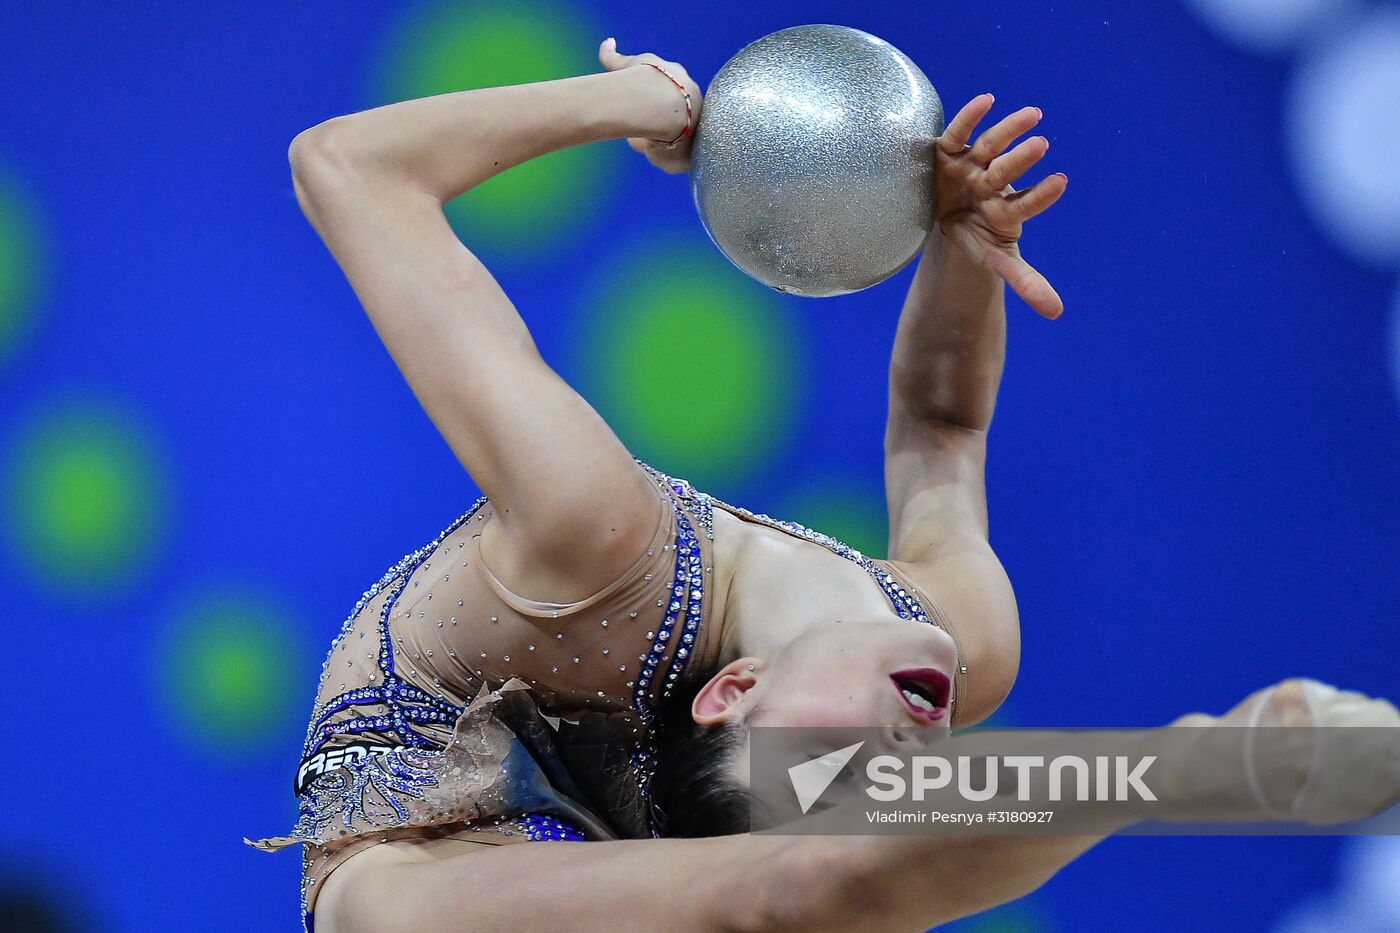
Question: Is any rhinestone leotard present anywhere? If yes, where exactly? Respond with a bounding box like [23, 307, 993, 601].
[251, 461, 947, 927]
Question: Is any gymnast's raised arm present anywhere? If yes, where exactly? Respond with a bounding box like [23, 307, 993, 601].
[882, 95, 1068, 724]
[285, 44, 700, 600]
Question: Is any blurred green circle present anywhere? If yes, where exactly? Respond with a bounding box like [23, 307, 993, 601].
[4, 401, 167, 593]
[781, 482, 889, 558]
[376, 0, 612, 250]
[0, 171, 46, 370]
[582, 243, 802, 483]
[165, 590, 302, 750]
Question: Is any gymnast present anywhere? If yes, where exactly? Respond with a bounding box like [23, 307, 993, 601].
[252, 41, 1400, 932]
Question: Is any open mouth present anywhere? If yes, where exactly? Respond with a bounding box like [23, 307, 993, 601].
[890, 668, 951, 724]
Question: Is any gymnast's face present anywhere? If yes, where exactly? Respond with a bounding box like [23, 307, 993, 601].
[691, 617, 959, 733]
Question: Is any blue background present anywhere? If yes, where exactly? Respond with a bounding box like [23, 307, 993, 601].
[1, 1, 1397, 930]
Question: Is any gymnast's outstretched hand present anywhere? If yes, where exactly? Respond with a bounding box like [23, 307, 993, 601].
[1169, 678, 1400, 825]
[935, 94, 1069, 319]
[598, 38, 703, 175]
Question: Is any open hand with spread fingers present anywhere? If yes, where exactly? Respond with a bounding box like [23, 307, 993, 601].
[936, 94, 1068, 319]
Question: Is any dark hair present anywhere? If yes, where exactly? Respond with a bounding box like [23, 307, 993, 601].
[647, 667, 752, 837]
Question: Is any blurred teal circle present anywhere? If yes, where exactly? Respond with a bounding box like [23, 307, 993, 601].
[579, 241, 804, 485]
[779, 481, 889, 559]
[161, 587, 305, 753]
[0, 169, 48, 372]
[374, 0, 614, 253]
[3, 398, 169, 595]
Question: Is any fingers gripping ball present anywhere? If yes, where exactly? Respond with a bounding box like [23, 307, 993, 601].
[691, 25, 944, 297]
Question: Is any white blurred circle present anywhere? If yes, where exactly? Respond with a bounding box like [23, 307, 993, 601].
[1346, 836, 1400, 924]
[1275, 836, 1400, 932]
[1185, 0, 1357, 54]
[1288, 10, 1400, 267]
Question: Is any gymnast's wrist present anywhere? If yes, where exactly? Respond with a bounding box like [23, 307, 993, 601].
[610, 64, 693, 141]
[919, 226, 998, 293]
[924, 225, 975, 269]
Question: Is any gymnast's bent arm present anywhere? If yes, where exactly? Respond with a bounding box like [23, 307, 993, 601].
[286, 55, 698, 599]
[883, 96, 1068, 723]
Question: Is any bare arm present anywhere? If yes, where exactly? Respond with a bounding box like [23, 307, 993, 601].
[287, 56, 697, 597]
[321, 679, 1400, 933]
[315, 812, 1113, 933]
[884, 97, 1067, 724]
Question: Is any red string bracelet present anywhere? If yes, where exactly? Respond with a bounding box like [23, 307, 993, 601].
[644, 62, 694, 148]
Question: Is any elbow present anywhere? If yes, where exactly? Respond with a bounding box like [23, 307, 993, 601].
[713, 841, 882, 933]
[288, 118, 360, 187]
[882, 406, 989, 462]
[287, 118, 379, 223]
[887, 356, 998, 435]
[286, 125, 322, 180]
[287, 118, 437, 215]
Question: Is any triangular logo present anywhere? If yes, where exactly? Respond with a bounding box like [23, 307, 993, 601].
[787, 741, 866, 814]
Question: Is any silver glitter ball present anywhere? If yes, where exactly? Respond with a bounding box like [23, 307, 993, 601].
[691, 25, 943, 297]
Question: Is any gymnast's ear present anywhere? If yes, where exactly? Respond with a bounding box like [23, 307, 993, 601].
[691, 657, 766, 726]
